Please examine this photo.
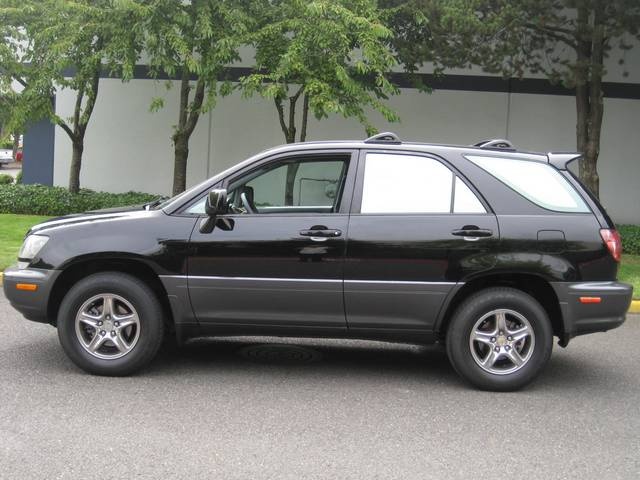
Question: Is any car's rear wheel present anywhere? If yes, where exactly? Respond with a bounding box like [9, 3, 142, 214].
[446, 287, 553, 391]
[57, 272, 164, 376]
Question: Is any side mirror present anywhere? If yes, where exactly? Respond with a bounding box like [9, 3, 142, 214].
[200, 189, 227, 234]
[205, 189, 227, 216]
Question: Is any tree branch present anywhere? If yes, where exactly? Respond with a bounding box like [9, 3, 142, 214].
[300, 93, 309, 142]
[524, 23, 577, 49]
[53, 115, 75, 141]
[185, 78, 205, 137]
[177, 67, 190, 133]
[288, 91, 298, 143]
[274, 97, 289, 141]
[78, 66, 101, 136]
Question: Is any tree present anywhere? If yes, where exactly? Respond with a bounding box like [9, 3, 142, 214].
[0, 0, 142, 193]
[504, 0, 639, 198]
[141, 0, 250, 195]
[238, 0, 400, 145]
[382, 0, 483, 79]
[391, 0, 640, 198]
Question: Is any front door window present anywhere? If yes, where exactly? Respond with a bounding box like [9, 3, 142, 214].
[227, 157, 348, 215]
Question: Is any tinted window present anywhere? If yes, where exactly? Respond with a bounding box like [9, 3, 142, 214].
[361, 153, 485, 214]
[467, 155, 589, 213]
[186, 158, 347, 215]
[453, 177, 486, 213]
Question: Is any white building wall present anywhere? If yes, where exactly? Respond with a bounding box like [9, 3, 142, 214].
[53, 78, 640, 224]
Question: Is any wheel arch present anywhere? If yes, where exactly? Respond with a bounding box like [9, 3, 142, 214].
[47, 256, 174, 331]
[437, 273, 565, 342]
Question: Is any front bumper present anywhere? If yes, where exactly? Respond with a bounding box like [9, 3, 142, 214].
[551, 281, 633, 343]
[2, 266, 61, 324]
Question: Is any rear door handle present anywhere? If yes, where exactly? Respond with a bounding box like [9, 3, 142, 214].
[451, 228, 493, 238]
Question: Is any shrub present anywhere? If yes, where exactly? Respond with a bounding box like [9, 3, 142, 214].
[0, 184, 161, 216]
[0, 174, 14, 185]
[15, 170, 22, 184]
[619, 224, 640, 256]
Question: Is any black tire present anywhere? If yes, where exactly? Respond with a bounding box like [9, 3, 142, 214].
[57, 272, 165, 376]
[446, 287, 553, 391]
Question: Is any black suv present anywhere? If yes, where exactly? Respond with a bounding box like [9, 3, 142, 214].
[3, 133, 633, 390]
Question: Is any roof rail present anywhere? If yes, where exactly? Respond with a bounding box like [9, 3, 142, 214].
[473, 138, 515, 150]
[547, 152, 582, 170]
[364, 132, 401, 144]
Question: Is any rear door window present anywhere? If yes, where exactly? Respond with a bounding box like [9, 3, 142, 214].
[466, 155, 589, 213]
[360, 153, 486, 214]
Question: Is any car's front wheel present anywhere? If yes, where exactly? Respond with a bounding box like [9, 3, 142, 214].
[57, 272, 165, 376]
[446, 287, 553, 391]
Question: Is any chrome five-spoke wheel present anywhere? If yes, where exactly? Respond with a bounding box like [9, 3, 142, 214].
[74, 293, 141, 360]
[469, 308, 535, 375]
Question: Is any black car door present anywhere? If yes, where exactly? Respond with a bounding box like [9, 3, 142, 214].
[187, 150, 357, 328]
[344, 150, 499, 331]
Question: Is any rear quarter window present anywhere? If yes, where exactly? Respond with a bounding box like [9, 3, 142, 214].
[466, 155, 590, 213]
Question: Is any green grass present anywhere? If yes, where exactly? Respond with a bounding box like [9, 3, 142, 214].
[0, 213, 638, 300]
[0, 214, 50, 270]
[619, 254, 640, 300]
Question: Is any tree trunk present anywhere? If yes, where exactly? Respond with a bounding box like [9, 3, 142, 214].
[581, 8, 605, 199]
[171, 69, 205, 196]
[11, 132, 19, 161]
[573, 4, 604, 198]
[173, 133, 189, 196]
[69, 139, 83, 194]
[285, 163, 300, 206]
[61, 65, 100, 194]
[574, 5, 590, 189]
[300, 94, 309, 142]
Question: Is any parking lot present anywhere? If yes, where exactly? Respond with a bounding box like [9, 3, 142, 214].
[0, 290, 638, 479]
[0, 162, 21, 179]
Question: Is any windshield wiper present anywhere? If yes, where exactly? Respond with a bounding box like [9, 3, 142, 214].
[143, 197, 167, 210]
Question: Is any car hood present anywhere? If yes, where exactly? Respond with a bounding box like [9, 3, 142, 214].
[28, 206, 157, 235]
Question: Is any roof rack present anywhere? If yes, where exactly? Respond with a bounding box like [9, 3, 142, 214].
[364, 132, 401, 145]
[473, 138, 515, 150]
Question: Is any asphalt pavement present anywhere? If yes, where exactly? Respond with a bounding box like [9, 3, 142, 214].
[0, 290, 638, 479]
[0, 162, 21, 179]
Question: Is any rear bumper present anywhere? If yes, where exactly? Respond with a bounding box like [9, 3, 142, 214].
[551, 281, 633, 342]
[2, 266, 61, 324]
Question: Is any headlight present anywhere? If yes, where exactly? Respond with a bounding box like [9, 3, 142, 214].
[18, 235, 49, 265]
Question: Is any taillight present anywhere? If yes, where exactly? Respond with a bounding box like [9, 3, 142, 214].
[600, 229, 622, 262]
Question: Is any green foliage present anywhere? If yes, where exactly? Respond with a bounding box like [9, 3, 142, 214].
[619, 255, 640, 299]
[0, 174, 14, 185]
[619, 225, 640, 256]
[0, 0, 145, 192]
[0, 1, 144, 132]
[388, 0, 640, 198]
[238, 0, 399, 142]
[142, 0, 249, 114]
[0, 184, 159, 216]
[140, 0, 251, 194]
[382, 0, 483, 77]
[15, 170, 22, 184]
[0, 214, 51, 270]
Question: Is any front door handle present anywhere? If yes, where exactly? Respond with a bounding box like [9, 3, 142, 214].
[299, 229, 342, 238]
[451, 227, 493, 239]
